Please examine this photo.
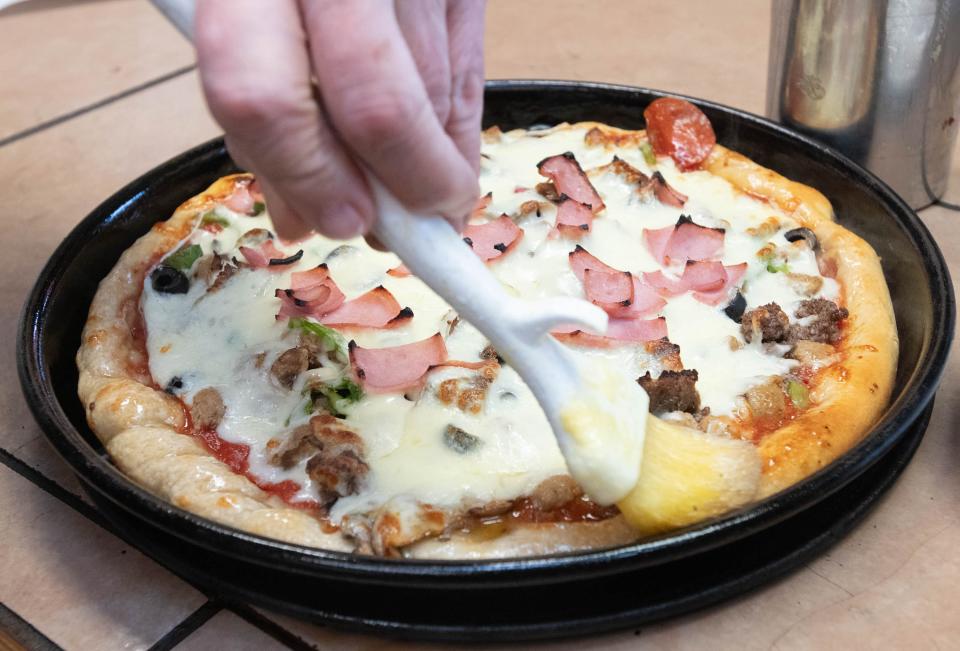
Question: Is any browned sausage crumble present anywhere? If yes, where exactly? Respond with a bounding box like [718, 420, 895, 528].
[638, 369, 701, 414]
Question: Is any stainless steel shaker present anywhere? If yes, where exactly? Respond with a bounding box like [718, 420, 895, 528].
[767, 0, 960, 209]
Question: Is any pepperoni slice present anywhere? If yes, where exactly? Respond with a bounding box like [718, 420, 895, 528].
[349, 334, 448, 393]
[463, 216, 523, 261]
[319, 286, 412, 328]
[643, 97, 717, 171]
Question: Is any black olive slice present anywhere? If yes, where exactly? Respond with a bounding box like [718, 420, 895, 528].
[723, 291, 747, 322]
[784, 227, 819, 251]
[164, 376, 184, 394]
[269, 250, 304, 266]
[150, 266, 189, 294]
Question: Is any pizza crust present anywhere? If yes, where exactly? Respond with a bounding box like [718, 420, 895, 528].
[77, 129, 897, 556]
[704, 146, 898, 495]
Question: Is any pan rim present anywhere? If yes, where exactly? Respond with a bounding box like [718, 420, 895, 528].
[17, 79, 955, 585]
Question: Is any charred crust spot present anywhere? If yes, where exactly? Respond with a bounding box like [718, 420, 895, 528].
[463, 236, 474, 247]
[493, 242, 507, 253]
[395, 307, 414, 319]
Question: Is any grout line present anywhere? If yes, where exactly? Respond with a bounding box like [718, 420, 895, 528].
[0, 602, 63, 651]
[0, 447, 113, 529]
[146, 600, 222, 651]
[0, 64, 197, 148]
[0, 449, 309, 648]
[228, 605, 316, 651]
[0, 448, 305, 648]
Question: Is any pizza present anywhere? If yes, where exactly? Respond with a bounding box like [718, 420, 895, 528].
[76, 98, 897, 559]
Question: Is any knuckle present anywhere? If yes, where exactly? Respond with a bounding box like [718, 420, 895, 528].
[337, 87, 424, 150]
[207, 83, 304, 134]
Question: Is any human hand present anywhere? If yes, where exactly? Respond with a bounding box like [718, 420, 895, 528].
[195, 0, 485, 241]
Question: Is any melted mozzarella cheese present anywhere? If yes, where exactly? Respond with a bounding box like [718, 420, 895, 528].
[142, 124, 839, 520]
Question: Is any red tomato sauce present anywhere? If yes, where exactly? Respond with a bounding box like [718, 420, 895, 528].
[193, 427, 320, 511]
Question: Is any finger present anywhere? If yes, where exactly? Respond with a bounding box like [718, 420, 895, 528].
[364, 234, 389, 252]
[395, 0, 451, 125]
[195, 0, 374, 240]
[223, 135, 312, 241]
[302, 0, 478, 229]
[445, 0, 486, 176]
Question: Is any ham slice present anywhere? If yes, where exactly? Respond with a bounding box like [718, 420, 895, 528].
[608, 316, 668, 341]
[240, 241, 302, 269]
[693, 262, 748, 305]
[643, 216, 725, 266]
[568, 245, 619, 282]
[582, 270, 665, 318]
[642, 226, 675, 266]
[537, 152, 605, 212]
[319, 286, 412, 328]
[350, 334, 448, 393]
[642, 270, 687, 297]
[651, 171, 688, 208]
[583, 269, 633, 314]
[386, 263, 411, 278]
[275, 264, 345, 319]
[225, 183, 255, 214]
[290, 265, 330, 289]
[622, 275, 667, 317]
[472, 191, 493, 219]
[680, 260, 727, 292]
[463, 215, 523, 261]
[552, 317, 668, 348]
[555, 197, 594, 237]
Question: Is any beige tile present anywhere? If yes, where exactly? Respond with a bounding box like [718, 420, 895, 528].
[485, 0, 772, 115]
[0, 70, 219, 455]
[8, 435, 90, 501]
[0, 0, 195, 141]
[176, 611, 287, 651]
[773, 522, 960, 650]
[0, 464, 206, 650]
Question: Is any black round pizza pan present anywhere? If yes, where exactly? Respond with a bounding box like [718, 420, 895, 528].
[17, 81, 954, 607]
[80, 399, 932, 641]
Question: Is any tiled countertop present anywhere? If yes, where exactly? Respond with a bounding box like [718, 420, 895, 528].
[1, 1, 957, 649]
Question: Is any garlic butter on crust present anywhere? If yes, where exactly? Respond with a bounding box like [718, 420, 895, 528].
[77, 99, 897, 558]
